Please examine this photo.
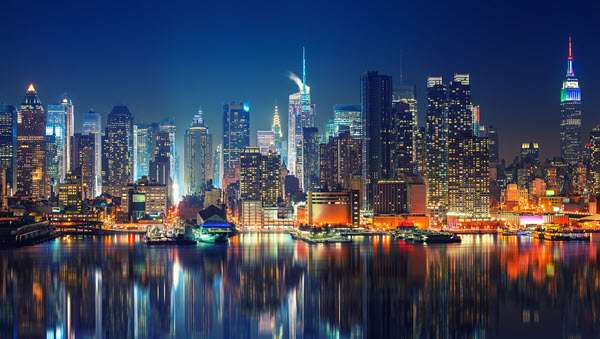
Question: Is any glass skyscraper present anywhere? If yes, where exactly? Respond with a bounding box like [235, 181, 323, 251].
[0, 105, 17, 194]
[104, 105, 134, 196]
[560, 37, 582, 165]
[184, 109, 212, 196]
[47, 104, 66, 184]
[223, 102, 250, 169]
[425, 77, 448, 219]
[83, 109, 102, 196]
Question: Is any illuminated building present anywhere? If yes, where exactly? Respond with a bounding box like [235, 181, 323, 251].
[521, 142, 539, 164]
[560, 37, 582, 165]
[159, 117, 179, 199]
[17, 84, 48, 199]
[0, 105, 17, 194]
[392, 101, 413, 176]
[184, 109, 212, 196]
[361, 71, 393, 209]
[257, 130, 275, 155]
[529, 178, 546, 199]
[46, 104, 65, 185]
[304, 190, 360, 226]
[589, 126, 600, 193]
[240, 147, 261, 200]
[58, 168, 83, 210]
[70, 133, 96, 199]
[319, 131, 362, 191]
[260, 152, 280, 207]
[223, 102, 250, 169]
[288, 48, 316, 178]
[262, 206, 294, 228]
[213, 144, 222, 188]
[240, 199, 263, 227]
[448, 74, 472, 138]
[425, 77, 448, 219]
[82, 109, 102, 196]
[488, 126, 499, 164]
[332, 104, 362, 139]
[471, 105, 480, 137]
[134, 122, 158, 180]
[573, 162, 586, 193]
[373, 180, 426, 215]
[103, 105, 134, 196]
[45, 132, 58, 192]
[415, 126, 426, 177]
[448, 136, 490, 218]
[61, 95, 74, 173]
[393, 84, 417, 163]
[302, 127, 319, 191]
[271, 105, 283, 152]
[149, 130, 171, 200]
[120, 176, 168, 221]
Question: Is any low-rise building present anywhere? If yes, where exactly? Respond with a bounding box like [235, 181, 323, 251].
[121, 176, 168, 222]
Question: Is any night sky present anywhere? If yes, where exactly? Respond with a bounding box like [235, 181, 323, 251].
[0, 0, 598, 163]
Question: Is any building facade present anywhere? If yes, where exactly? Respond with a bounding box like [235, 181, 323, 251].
[0, 105, 17, 194]
[425, 77, 448, 218]
[82, 109, 102, 196]
[223, 102, 250, 169]
[560, 37, 582, 165]
[103, 106, 134, 196]
[184, 110, 212, 196]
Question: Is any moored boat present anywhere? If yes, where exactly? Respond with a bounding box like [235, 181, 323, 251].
[194, 205, 234, 243]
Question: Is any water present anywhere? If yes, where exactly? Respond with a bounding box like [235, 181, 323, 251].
[1, 233, 599, 338]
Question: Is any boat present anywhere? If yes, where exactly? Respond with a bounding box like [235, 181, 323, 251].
[145, 226, 196, 245]
[194, 205, 234, 243]
[395, 228, 461, 244]
[533, 224, 590, 242]
[295, 230, 352, 244]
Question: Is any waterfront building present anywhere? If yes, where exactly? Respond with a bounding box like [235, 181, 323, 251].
[560, 37, 582, 165]
[362, 71, 393, 209]
[240, 147, 261, 200]
[82, 109, 102, 196]
[46, 104, 65, 184]
[319, 131, 362, 191]
[448, 135, 490, 218]
[17, 84, 48, 199]
[262, 206, 294, 228]
[223, 102, 250, 169]
[70, 133, 96, 199]
[448, 74, 472, 138]
[302, 127, 319, 191]
[103, 106, 134, 196]
[392, 101, 413, 176]
[521, 142, 539, 164]
[257, 130, 275, 155]
[373, 180, 426, 215]
[260, 152, 281, 207]
[300, 190, 360, 226]
[120, 176, 168, 221]
[61, 95, 74, 173]
[288, 48, 316, 178]
[184, 110, 212, 196]
[58, 168, 83, 210]
[0, 105, 17, 194]
[425, 77, 448, 219]
[240, 199, 263, 227]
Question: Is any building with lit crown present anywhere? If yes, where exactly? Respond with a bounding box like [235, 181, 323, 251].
[560, 37, 582, 165]
[425, 77, 448, 219]
[223, 102, 250, 169]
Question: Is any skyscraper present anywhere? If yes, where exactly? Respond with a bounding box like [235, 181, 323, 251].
[425, 77, 448, 218]
[46, 104, 65, 184]
[17, 84, 47, 198]
[332, 104, 362, 140]
[71, 133, 95, 199]
[103, 106, 134, 196]
[213, 144, 222, 189]
[159, 117, 179, 199]
[392, 101, 413, 176]
[0, 105, 17, 194]
[271, 105, 282, 152]
[257, 130, 275, 155]
[302, 127, 319, 191]
[288, 48, 316, 178]
[319, 131, 362, 191]
[61, 95, 74, 172]
[560, 37, 582, 165]
[260, 152, 281, 207]
[134, 123, 158, 180]
[361, 71, 393, 209]
[448, 135, 490, 218]
[82, 109, 102, 196]
[223, 102, 250, 169]
[448, 74, 472, 138]
[487, 125, 499, 164]
[589, 126, 600, 193]
[240, 147, 261, 200]
[521, 142, 539, 164]
[393, 84, 417, 163]
[184, 109, 212, 196]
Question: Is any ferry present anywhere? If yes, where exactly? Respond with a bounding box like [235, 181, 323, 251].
[194, 205, 234, 243]
[145, 226, 196, 245]
[394, 228, 461, 244]
[533, 224, 590, 242]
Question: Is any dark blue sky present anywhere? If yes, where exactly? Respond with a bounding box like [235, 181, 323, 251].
[0, 0, 598, 162]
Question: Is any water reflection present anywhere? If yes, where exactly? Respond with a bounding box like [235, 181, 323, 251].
[1, 234, 599, 338]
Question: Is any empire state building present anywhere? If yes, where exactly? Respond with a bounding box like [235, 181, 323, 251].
[560, 36, 582, 165]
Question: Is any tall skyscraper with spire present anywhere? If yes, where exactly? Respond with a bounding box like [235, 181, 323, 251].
[17, 84, 48, 198]
[272, 105, 282, 151]
[288, 47, 316, 185]
[62, 94, 74, 173]
[560, 36, 582, 165]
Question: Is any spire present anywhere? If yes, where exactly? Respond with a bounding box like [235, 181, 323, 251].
[27, 84, 35, 92]
[62, 92, 69, 103]
[302, 47, 306, 94]
[272, 105, 282, 137]
[193, 106, 204, 126]
[567, 35, 575, 77]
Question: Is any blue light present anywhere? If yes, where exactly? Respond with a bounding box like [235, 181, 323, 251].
[243, 102, 250, 112]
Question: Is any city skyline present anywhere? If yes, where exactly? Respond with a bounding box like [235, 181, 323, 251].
[0, 0, 597, 162]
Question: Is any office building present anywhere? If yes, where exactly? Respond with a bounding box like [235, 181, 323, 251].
[240, 147, 261, 200]
[471, 105, 480, 137]
[590, 126, 600, 193]
[488, 125, 499, 164]
[0, 105, 16, 194]
[271, 105, 283, 152]
[560, 37, 582, 165]
[392, 101, 413, 176]
[319, 131, 362, 191]
[302, 127, 319, 191]
[521, 142, 539, 164]
[373, 180, 426, 215]
[58, 168, 83, 210]
[159, 117, 179, 199]
[260, 152, 281, 207]
[425, 77, 448, 218]
[361, 71, 393, 209]
[448, 136, 490, 218]
[184, 109, 212, 196]
[223, 102, 250, 169]
[17, 84, 48, 199]
[332, 104, 362, 139]
[300, 190, 360, 226]
[61, 95, 74, 172]
[213, 144, 222, 189]
[134, 122, 157, 180]
[82, 109, 102, 196]
[71, 133, 96, 199]
[120, 176, 168, 221]
[288, 48, 316, 178]
[103, 105, 133, 196]
[257, 130, 275, 155]
[46, 104, 65, 184]
[394, 84, 418, 164]
[448, 74, 472, 138]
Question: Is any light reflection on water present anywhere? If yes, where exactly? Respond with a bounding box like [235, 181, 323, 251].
[0, 234, 599, 338]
